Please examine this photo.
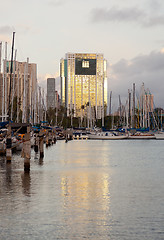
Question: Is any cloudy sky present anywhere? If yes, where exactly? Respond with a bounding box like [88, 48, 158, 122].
[0, 0, 164, 110]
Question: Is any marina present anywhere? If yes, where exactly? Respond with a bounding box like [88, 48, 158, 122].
[0, 140, 164, 240]
[0, 11, 164, 240]
[1, 123, 164, 158]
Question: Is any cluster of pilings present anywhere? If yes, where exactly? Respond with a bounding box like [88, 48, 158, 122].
[45, 129, 56, 147]
[4, 125, 57, 173]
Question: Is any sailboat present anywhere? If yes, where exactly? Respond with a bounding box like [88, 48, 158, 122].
[88, 131, 128, 140]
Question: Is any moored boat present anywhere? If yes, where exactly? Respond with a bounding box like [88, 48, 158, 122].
[88, 132, 128, 140]
[154, 132, 164, 140]
[73, 131, 89, 140]
[128, 132, 156, 139]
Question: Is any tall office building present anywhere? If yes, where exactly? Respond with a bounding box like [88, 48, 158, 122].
[60, 53, 107, 120]
[47, 78, 56, 109]
[0, 59, 37, 122]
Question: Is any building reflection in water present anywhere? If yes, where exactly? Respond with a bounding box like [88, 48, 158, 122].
[58, 141, 112, 237]
[60, 170, 111, 236]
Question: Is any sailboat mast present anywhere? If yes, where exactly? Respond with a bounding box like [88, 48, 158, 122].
[8, 32, 15, 121]
[17, 67, 19, 123]
[132, 83, 135, 128]
[109, 91, 112, 115]
[128, 90, 131, 128]
[161, 109, 163, 131]
[1, 43, 4, 121]
[11, 49, 17, 121]
[4, 42, 7, 121]
[0, 42, 2, 73]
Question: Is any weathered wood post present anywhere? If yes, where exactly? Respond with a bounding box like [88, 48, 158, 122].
[34, 132, 39, 152]
[24, 126, 31, 172]
[65, 130, 68, 143]
[53, 129, 56, 144]
[39, 130, 44, 158]
[6, 125, 12, 162]
[51, 130, 54, 145]
[46, 130, 49, 147]
[49, 130, 52, 145]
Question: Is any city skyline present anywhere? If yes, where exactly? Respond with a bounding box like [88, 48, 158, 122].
[0, 0, 164, 109]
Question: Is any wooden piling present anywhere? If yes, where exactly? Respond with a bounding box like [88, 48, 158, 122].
[34, 133, 39, 152]
[6, 126, 12, 162]
[53, 130, 57, 144]
[39, 130, 44, 158]
[24, 126, 31, 172]
[49, 131, 52, 145]
[46, 131, 49, 147]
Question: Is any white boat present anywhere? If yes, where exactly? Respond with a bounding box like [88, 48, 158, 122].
[31, 135, 35, 147]
[11, 136, 18, 151]
[15, 140, 23, 151]
[73, 132, 89, 140]
[88, 132, 128, 140]
[15, 134, 24, 151]
[154, 132, 164, 140]
[128, 132, 156, 139]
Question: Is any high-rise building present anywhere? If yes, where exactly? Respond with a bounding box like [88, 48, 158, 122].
[0, 59, 37, 122]
[47, 78, 56, 109]
[60, 53, 107, 120]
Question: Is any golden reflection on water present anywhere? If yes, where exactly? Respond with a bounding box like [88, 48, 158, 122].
[60, 170, 111, 223]
[60, 141, 111, 212]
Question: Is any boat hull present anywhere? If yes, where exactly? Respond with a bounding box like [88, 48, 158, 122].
[155, 133, 164, 140]
[128, 135, 156, 139]
[88, 134, 128, 140]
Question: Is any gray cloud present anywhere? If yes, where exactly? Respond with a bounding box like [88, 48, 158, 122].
[148, 0, 162, 12]
[48, 0, 66, 6]
[91, 6, 164, 27]
[0, 26, 13, 34]
[143, 16, 164, 27]
[109, 50, 164, 109]
[91, 7, 145, 23]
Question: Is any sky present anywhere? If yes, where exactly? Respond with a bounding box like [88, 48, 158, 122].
[0, 0, 164, 110]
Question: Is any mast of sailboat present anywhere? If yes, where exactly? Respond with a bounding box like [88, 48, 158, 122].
[16, 66, 20, 123]
[0, 42, 2, 73]
[128, 89, 131, 128]
[30, 71, 33, 124]
[11, 49, 17, 121]
[4, 42, 7, 121]
[132, 83, 135, 128]
[161, 109, 163, 131]
[109, 91, 112, 115]
[119, 95, 122, 126]
[8, 32, 15, 121]
[0, 42, 5, 121]
[1, 42, 4, 121]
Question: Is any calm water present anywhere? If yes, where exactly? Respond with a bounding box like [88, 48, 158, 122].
[0, 140, 164, 240]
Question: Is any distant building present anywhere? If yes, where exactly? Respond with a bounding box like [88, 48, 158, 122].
[55, 90, 60, 109]
[47, 78, 56, 109]
[0, 59, 37, 122]
[60, 53, 107, 120]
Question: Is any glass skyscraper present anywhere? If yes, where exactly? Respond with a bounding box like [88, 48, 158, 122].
[47, 78, 56, 109]
[60, 53, 107, 120]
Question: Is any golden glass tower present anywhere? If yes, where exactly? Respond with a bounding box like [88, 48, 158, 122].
[60, 53, 107, 120]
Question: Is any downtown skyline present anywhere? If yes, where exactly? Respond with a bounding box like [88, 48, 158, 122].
[0, 0, 164, 109]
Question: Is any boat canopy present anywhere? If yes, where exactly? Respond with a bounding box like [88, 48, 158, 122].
[0, 121, 9, 129]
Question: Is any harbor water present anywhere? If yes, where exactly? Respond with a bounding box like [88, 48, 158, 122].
[0, 140, 164, 240]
